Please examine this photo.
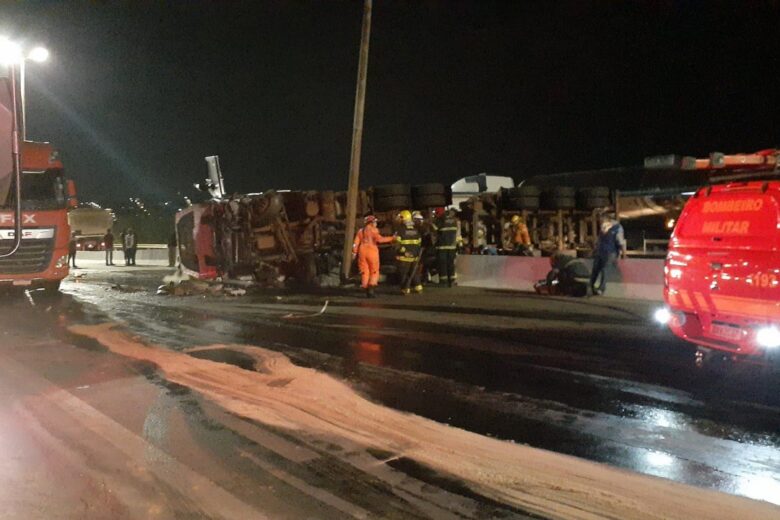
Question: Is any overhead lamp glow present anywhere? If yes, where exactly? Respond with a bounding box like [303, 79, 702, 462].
[0, 38, 23, 65]
[756, 327, 780, 349]
[28, 46, 49, 63]
[654, 307, 672, 325]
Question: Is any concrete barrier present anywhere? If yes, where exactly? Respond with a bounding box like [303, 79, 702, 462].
[77, 247, 169, 264]
[456, 255, 664, 300]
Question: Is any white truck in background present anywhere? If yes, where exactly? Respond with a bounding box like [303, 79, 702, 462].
[67, 207, 114, 251]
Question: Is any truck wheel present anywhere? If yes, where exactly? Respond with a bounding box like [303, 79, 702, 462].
[413, 193, 448, 208]
[411, 183, 447, 196]
[373, 184, 411, 198]
[507, 196, 540, 210]
[578, 186, 610, 199]
[374, 195, 412, 212]
[548, 186, 575, 198]
[578, 196, 611, 210]
[543, 196, 575, 210]
[507, 185, 541, 198]
[42, 281, 61, 294]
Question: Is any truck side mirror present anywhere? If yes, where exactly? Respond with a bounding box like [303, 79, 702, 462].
[66, 179, 78, 208]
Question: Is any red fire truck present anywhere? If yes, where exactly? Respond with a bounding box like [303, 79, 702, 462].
[662, 150, 780, 367]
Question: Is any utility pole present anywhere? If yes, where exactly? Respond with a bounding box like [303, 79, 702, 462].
[341, 0, 372, 282]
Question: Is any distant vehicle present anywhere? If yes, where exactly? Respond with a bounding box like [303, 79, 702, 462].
[68, 207, 114, 251]
[451, 173, 514, 208]
[662, 150, 780, 368]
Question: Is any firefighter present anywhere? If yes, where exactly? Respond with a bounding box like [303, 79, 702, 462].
[395, 210, 423, 295]
[510, 214, 532, 256]
[433, 208, 461, 287]
[352, 214, 395, 298]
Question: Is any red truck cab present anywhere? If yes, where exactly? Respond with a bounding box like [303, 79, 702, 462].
[664, 180, 780, 366]
[0, 141, 72, 292]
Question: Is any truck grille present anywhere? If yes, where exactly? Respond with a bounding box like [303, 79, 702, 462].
[0, 239, 55, 274]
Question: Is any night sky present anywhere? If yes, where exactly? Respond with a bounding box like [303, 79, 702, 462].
[1, 1, 779, 203]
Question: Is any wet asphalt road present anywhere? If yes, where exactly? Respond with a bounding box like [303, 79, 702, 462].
[41, 262, 780, 508]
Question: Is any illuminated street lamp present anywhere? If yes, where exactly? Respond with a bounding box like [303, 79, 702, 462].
[0, 37, 49, 139]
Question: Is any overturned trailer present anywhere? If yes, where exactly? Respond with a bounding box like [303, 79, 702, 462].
[176, 189, 369, 286]
[175, 178, 451, 286]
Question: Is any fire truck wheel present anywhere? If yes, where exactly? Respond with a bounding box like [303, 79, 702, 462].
[373, 184, 411, 198]
[374, 195, 412, 212]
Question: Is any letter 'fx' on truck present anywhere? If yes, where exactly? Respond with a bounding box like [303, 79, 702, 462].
[661, 150, 780, 368]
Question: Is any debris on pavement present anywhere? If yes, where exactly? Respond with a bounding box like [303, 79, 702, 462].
[281, 300, 329, 319]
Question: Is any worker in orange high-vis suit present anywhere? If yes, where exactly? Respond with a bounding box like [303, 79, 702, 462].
[352, 215, 395, 298]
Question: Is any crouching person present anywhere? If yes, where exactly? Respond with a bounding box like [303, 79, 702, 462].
[535, 251, 590, 297]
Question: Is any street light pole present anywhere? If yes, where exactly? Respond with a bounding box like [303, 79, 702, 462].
[19, 58, 25, 140]
[341, 0, 373, 282]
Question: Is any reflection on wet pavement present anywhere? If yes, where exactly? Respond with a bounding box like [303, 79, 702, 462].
[40, 272, 780, 506]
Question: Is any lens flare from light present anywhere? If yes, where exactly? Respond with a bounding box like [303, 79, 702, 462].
[654, 307, 672, 325]
[756, 327, 780, 349]
[28, 46, 49, 63]
[0, 38, 23, 65]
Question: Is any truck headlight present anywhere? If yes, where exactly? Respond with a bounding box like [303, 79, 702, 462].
[55, 255, 68, 268]
[654, 307, 672, 325]
[756, 327, 780, 349]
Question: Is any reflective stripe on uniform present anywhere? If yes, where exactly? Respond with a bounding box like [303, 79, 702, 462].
[396, 256, 419, 262]
[397, 238, 421, 245]
[436, 245, 457, 250]
[438, 227, 458, 231]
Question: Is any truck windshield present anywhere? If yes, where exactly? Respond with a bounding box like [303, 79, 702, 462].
[0, 169, 67, 211]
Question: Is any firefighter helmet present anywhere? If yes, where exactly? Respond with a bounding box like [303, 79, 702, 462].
[364, 215, 377, 225]
[412, 211, 423, 221]
[398, 210, 412, 222]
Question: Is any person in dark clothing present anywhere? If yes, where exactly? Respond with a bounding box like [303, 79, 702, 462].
[167, 231, 177, 267]
[589, 217, 626, 295]
[395, 210, 423, 294]
[103, 229, 114, 265]
[535, 252, 591, 297]
[123, 228, 138, 266]
[432, 208, 461, 287]
[67, 233, 78, 268]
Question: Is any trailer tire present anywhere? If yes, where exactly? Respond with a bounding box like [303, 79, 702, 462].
[579, 196, 611, 210]
[507, 185, 541, 198]
[543, 196, 576, 210]
[547, 186, 576, 198]
[578, 186, 610, 199]
[411, 183, 447, 196]
[374, 194, 412, 212]
[373, 184, 411, 198]
[413, 193, 448, 209]
[507, 196, 540, 210]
